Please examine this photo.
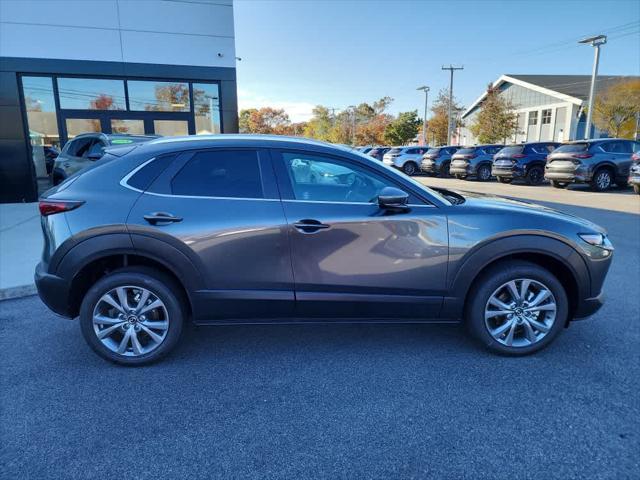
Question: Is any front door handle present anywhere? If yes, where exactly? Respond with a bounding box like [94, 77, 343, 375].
[293, 219, 330, 233]
[144, 212, 183, 225]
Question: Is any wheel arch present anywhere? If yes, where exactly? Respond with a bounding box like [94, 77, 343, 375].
[442, 235, 589, 321]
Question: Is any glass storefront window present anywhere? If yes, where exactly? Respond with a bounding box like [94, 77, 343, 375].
[128, 81, 190, 112]
[21, 76, 60, 193]
[111, 119, 145, 134]
[153, 120, 189, 136]
[58, 78, 125, 110]
[65, 118, 102, 138]
[193, 83, 221, 134]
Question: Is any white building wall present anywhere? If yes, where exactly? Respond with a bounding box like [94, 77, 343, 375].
[0, 0, 235, 67]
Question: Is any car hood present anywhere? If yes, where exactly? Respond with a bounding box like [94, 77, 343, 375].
[438, 188, 606, 234]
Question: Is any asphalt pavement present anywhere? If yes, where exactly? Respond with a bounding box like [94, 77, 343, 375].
[1, 190, 639, 479]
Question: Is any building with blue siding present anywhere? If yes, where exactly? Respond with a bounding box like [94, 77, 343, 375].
[459, 74, 637, 145]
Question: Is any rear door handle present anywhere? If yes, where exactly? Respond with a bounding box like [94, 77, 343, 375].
[144, 212, 183, 225]
[293, 219, 330, 233]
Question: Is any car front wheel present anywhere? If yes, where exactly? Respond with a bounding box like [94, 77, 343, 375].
[79, 267, 185, 365]
[466, 260, 568, 355]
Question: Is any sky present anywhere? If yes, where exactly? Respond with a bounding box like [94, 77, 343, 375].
[233, 0, 640, 122]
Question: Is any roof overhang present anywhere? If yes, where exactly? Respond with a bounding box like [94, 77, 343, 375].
[461, 74, 584, 119]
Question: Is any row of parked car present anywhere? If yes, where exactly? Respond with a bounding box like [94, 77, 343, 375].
[357, 138, 640, 193]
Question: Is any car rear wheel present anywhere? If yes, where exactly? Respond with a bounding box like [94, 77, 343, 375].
[591, 168, 613, 192]
[496, 176, 512, 184]
[476, 164, 492, 182]
[526, 166, 544, 186]
[403, 162, 418, 176]
[79, 267, 185, 366]
[466, 260, 567, 355]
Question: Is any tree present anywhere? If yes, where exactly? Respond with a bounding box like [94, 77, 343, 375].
[429, 89, 464, 145]
[592, 79, 640, 138]
[304, 106, 334, 141]
[152, 84, 190, 111]
[469, 84, 519, 143]
[90, 94, 115, 111]
[383, 111, 421, 145]
[238, 107, 291, 134]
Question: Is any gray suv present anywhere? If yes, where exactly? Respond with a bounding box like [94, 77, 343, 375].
[450, 145, 503, 181]
[36, 135, 613, 365]
[53, 133, 158, 185]
[420, 146, 460, 177]
[382, 146, 430, 175]
[545, 139, 640, 191]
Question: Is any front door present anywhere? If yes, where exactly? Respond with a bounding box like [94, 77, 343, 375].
[272, 150, 449, 319]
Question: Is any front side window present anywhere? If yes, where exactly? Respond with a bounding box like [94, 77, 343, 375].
[541, 109, 552, 125]
[282, 152, 396, 203]
[171, 150, 263, 198]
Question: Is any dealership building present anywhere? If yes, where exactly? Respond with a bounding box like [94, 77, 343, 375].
[458, 74, 637, 146]
[0, 0, 239, 203]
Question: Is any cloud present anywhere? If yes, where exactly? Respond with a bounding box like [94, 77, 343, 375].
[237, 88, 316, 122]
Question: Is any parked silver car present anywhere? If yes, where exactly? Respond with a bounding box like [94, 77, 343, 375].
[382, 146, 430, 175]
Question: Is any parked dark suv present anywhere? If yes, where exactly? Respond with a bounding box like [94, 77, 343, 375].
[53, 133, 158, 185]
[629, 150, 640, 195]
[545, 139, 640, 191]
[36, 135, 613, 365]
[420, 145, 460, 177]
[450, 144, 503, 181]
[492, 142, 559, 185]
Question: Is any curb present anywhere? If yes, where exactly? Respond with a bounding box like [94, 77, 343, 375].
[0, 284, 37, 301]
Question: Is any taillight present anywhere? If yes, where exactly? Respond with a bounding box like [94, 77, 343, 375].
[631, 153, 640, 161]
[572, 153, 593, 159]
[513, 154, 526, 159]
[38, 200, 84, 216]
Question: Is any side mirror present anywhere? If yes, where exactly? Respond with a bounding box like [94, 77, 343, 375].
[87, 152, 103, 161]
[378, 186, 409, 212]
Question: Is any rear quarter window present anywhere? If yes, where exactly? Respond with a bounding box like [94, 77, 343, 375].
[171, 150, 263, 198]
[127, 154, 176, 191]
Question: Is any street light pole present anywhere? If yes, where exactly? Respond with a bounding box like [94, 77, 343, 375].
[442, 65, 464, 144]
[417, 86, 430, 146]
[579, 34, 607, 139]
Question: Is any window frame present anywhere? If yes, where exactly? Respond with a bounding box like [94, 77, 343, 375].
[271, 149, 433, 206]
[541, 109, 552, 125]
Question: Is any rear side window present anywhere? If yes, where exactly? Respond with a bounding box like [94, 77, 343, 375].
[66, 137, 95, 157]
[601, 141, 632, 154]
[171, 150, 263, 198]
[127, 154, 176, 191]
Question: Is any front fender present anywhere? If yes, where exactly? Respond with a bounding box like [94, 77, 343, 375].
[441, 234, 590, 319]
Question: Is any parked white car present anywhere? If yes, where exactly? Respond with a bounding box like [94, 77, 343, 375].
[382, 146, 430, 175]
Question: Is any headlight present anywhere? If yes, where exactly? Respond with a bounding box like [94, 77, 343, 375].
[578, 233, 605, 246]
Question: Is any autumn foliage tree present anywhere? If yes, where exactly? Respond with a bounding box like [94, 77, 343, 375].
[469, 84, 519, 143]
[239, 107, 294, 134]
[428, 89, 464, 146]
[592, 79, 640, 138]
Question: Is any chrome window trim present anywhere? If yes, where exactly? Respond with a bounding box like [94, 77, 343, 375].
[283, 199, 436, 208]
[119, 157, 156, 193]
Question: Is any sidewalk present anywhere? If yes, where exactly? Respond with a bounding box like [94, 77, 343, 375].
[0, 203, 41, 300]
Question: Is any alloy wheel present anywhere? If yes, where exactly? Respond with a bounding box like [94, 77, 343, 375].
[92, 285, 169, 357]
[478, 165, 491, 181]
[484, 278, 557, 348]
[595, 170, 611, 191]
[404, 163, 417, 175]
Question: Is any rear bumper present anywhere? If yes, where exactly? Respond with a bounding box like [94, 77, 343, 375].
[450, 162, 473, 176]
[491, 166, 522, 178]
[628, 174, 640, 186]
[545, 165, 591, 183]
[35, 262, 73, 318]
[421, 160, 440, 173]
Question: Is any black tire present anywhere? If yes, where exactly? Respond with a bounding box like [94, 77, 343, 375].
[496, 176, 512, 184]
[465, 260, 568, 356]
[634, 184, 640, 195]
[591, 168, 613, 192]
[476, 164, 492, 182]
[402, 162, 418, 176]
[439, 162, 451, 178]
[549, 180, 569, 189]
[79, 266, 185, 366]
[525, 165, 544, 186]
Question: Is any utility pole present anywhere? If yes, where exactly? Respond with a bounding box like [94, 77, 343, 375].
[417, 86, 430, 146]
[442, 65, 463, 145]
[579, 35, 606, 139]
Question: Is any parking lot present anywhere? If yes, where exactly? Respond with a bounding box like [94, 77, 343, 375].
[1, 183, 639, 479]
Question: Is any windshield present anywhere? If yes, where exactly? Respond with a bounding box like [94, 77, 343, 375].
[553, 143, 589, 153]
[426, 148, 440, 155]
[498, 145, 524, 155]
[388, 148, 403, 154]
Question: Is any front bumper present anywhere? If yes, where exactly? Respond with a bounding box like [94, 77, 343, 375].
[35, 262, 73, 317]
[574, 291, 606, 319]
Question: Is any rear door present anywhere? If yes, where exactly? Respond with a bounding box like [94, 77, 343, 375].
[127, 148, 294, 320]
[272, 149, 448, 319]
